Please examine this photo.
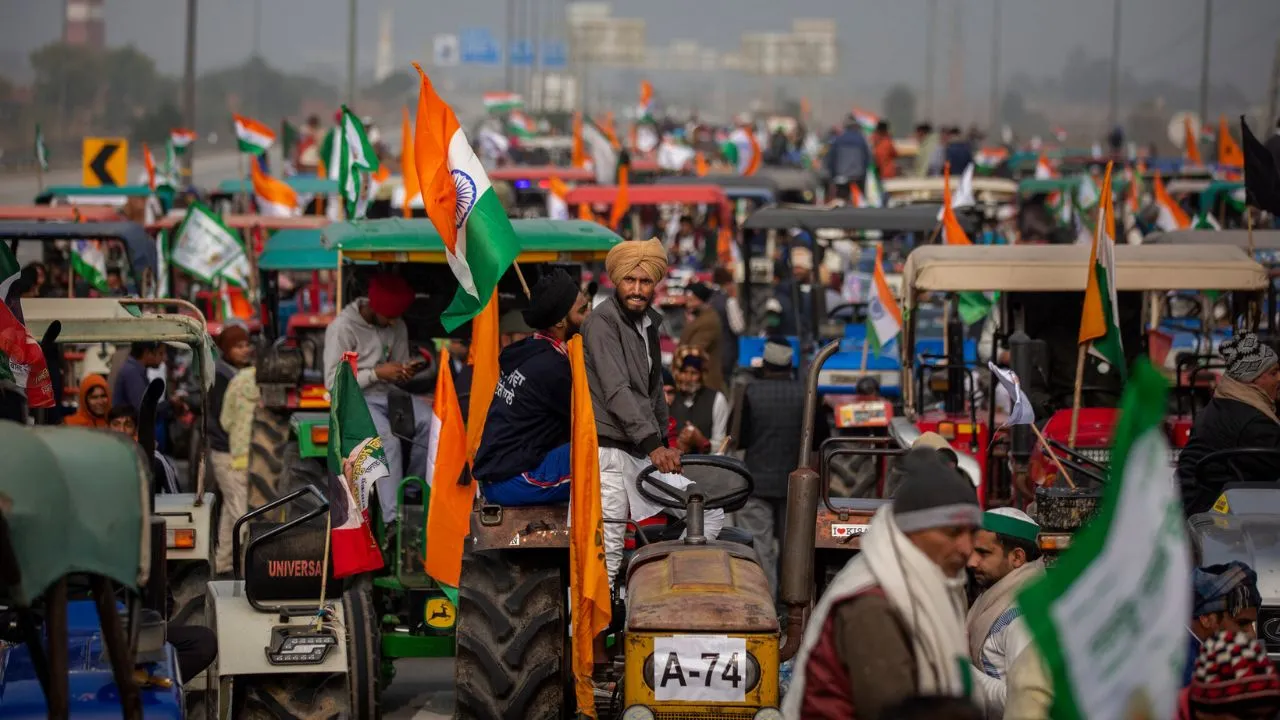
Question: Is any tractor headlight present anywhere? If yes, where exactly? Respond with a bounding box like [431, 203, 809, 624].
[621, 706, 655, 720]
[167, 528, 196, 549]
[754, 709, 784, 720]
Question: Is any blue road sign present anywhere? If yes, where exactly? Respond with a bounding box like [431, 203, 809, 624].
[542, 41, 568, 69]
[510, 40, 535, 66]
[460, 28, 500, 65]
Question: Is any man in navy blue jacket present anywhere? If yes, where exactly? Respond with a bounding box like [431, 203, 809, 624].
[472, 270, 591, 505]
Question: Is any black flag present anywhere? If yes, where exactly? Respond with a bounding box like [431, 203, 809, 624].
[1241, 116, 1280, 216]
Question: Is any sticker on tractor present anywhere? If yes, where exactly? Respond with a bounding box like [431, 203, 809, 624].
[509, 534, 520, 546]
[831, 524, 870, 538]
[265, 626, 337, 665]
[653, 635, 748, 703]
[424, 597, 456, 630]
[1212, 494, 1230, 514]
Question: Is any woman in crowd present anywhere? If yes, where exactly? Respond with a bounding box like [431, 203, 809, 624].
[63, 374, 111, 429]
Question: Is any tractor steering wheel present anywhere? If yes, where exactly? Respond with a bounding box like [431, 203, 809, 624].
[828, 302, 868, 324]
[636, 455, 754, 513]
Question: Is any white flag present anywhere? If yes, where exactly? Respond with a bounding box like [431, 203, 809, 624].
[988, 361, 1035, 427]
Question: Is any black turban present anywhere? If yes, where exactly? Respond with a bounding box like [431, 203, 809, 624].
[522, 269, 580, 330]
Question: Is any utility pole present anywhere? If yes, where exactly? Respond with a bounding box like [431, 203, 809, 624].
[924, 0, 937, 121]
[989, 0, 1002, 135]
[1198, 0, 1213, 126]
[1268, 40, 1280, 131]
[1107, 0, 1122, 129]
[346, 0, 358, 105]
[504, 0, 515, 92]
[182, 0, 197, 177]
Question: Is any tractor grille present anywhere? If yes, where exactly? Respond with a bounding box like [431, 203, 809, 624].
[655, 710, 758, 720]
[1071, 446, 1181, 467]
[1259, 607, 1280, 656]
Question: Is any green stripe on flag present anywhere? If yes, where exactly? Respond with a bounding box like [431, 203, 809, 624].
[441, 189, 521, 331]
[1092, 263, 1126, 380]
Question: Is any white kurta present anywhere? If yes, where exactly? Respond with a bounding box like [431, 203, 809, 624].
[971, 605, 1035, 718]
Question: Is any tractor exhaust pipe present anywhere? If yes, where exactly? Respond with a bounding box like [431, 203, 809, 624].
[779, 340, 840, 661]
[1008, 331, 1034, 488]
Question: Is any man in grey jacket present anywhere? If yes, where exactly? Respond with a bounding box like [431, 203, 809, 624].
[584, 238, 723, 585]
[322, 273, 429, 521]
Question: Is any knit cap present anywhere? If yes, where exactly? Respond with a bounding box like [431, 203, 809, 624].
[892, 447, 982, 533]
[1189, 630, 1280, 709]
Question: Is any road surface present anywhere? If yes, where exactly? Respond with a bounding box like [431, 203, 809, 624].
[0, 150, 248, 204]
[383, 658, 456, 719]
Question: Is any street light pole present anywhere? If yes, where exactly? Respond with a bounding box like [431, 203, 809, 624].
[1107, 0, 1122, 129]
[1198, 0, 1213, 125]
[989, 0, 1002, 134]
[346, 0, 357, 105]
[182, 0, 197, 176]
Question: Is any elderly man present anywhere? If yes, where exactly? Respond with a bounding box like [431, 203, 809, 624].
[784, 448, 983, 718]
[584, 238, 723, 584]
[473, 271, 591, 505]
[966, 508, 1045, 717]
[323, 273, 428, 521]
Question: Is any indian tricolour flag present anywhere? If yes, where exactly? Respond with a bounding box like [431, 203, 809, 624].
[1035, 152, 1057, 179]
[483, 91, 523, 114]
[507, 110, 536, 139]
[233, 113, 276, 155]
[170, 128, 196, 152]
[327, 358, 388, 579]
[941, 163, 972, 245]
[851, 106, 879, 133]
[866, 244, 902, 350]
[412, 63, 523, 331]
[0, 242, 20, 303]
[547, 176, 570, 220]
[729, 126, 760, 176]
[250, 160, 299, 217]
[1079, 161, 1125, 378]
[638, 80, 654, 122]
[1152, 171, 1191, 231]
[1019, 359, 1188, 720]
[424, 348, 470, 601]
[71, 240, 109, 291]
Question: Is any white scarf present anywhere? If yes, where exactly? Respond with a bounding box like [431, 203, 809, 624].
[783, 505, 976, 718]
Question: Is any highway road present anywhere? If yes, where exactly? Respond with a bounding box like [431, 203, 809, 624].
[383, 658, 455, 719]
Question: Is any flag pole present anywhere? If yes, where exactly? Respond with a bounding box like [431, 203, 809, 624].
[511, 261, 532, 300]
[237, 152, 247, 212]
[35, 158, 44, 194]
[1029, 421, 1076, 489]
[1068, 343, 1087, 448]
[859, 334, 870, 374]
[1247, 204, 1256, 256]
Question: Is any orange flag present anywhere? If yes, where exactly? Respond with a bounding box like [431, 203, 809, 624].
[465, 292, 500, 462]
[695, 151, 708, 177]
[410, 62, 466, 263]
[602, 111, 620, 149]
[401, 106, 421, 218]
[941, 162, 972, 245]
[608, 165, 630, 230]
[142, 143, 156, 191]
[567, 335, 611, 717]
[1183, 116, 1204, 166]
[423, 348, 471, 589]
[571, 112, 586, 169]
[743, 128, 761, 176]
[1218, 114, 1244, 168]
[578, 202, 597, 223]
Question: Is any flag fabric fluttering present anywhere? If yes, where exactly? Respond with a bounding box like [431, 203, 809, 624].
[70, 240, 109, 292]
[325, 360, 388, 579]
[567, 335, 612, 717]
[0, 301, 55, 409]
[170, 202, 250, 285]
[582, 117, 618, 185]
[571, 112, 586, 170]
[280, 120, 301, 175]
[609, 161, 631, 231]
[482, 92, 523, 114]
[1152, 171, 1192, 231]
[506, 110, 537, 139]
[638, 80, 654, 122]
[170, 128, 196, 152]
[233, 114, 276, 155]
[1241, 116, 1280, 216]
[936, 163, 975, 221]
[423, 348, 471, 599]
[1183, 115, 1204, 166]
[337, 106, 380, 219]
[466, 294, 501, 463]
[941, 163, 972, 245]
[0, 242, 21, 304]
[411, 63, 523, 331]
[1217, 115, 1244, 169]
[865, 244, 902, 350]
[1080, 161, 1126, 378]
[34, 124, 48, 172]
[142, 143, 156, 191]
[547, 176, 570, 220]
[250, 160, 300, 217]
[1035, 153, 1056, 180]
[851, 107, 879, 133]
[730, 125, 761, 176]
[695, 151, 709, 177]
[401, 106, 421, 219]
[987, 362, 1035, 427]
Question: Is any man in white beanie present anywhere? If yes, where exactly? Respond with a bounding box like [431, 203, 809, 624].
[965, 507, 1045, 717]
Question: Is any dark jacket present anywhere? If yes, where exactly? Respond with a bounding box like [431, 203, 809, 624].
[679, 305, 725, 392]
[205, 359, 237, 453]
[472, 336, 571, 483]
[944, 140, 974, 174]
[1265, 130, 1280, 176]
[825, 129, 870, 183]
[1177, 397, 1280, 514]
[740, 374, 829, 498]
[583, 294, 668, 457]
[707, 291, 740, 378]
[774, 280, 813, 339]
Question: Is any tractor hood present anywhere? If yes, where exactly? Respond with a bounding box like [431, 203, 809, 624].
[626, 543, 779, 634]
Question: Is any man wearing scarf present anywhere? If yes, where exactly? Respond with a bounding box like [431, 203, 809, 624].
[783, 447, 984, 719]
[584, 238, 723, 585]
[473, 270, 591, 505]
[1177, 333, 1280, 514]
[1186, 562, 1262, 687]
[965, 508, 1045, 717]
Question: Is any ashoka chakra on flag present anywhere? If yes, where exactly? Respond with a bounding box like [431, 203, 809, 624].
[452, 169, 477, 229]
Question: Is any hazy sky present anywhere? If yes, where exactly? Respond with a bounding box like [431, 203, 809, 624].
[4, 0, 1278, 104]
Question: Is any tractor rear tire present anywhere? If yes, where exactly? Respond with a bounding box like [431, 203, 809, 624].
[455, 550, 568, 720]
[247, 408, 290, 508]
[279, 442, 328, 520]
[169, 562, 210, 628]
[344, 577, 382, 720]
[238, 673, 347, 720]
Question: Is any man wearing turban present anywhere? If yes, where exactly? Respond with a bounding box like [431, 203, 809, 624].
[473, 270, 592, 505]
[584, 238, 724, 585]
[323, 273, 430, 521]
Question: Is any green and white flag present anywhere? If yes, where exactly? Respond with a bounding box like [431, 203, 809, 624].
[1018, 359, 1190, 720]
[326, 361, 388, 578]
[337, 106, 380, 219]
[1193, 211, 1222, 230]
[170, 202, 248, 285]
[34, 124, 48, 171]
[70, 240, 109, 292]
[1076, 173, 1100, 210]
[0, 242, 20, 302]
[155, 230, 170, 298]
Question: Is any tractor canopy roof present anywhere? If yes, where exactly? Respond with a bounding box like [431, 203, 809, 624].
[488, 166, 596, 183]
[655, 174, 777, 202]
[322, 218, 621, 262]
[148, 212, 329, 232]
[258, 228, 341, 271]
[564, 184, 729, 208]
[884, 176, 1018, 204]
[0, 221, 157, 279]
[1017, 176, 1129, 196]
[1144, 229, 1280, 250]
[20, 298, 215, 391]
[36, 185, 154, 204]
[0, 205, 124, 222]
[901, 243, 1267, 296]
[0, 422, 152, 605]
[216, 177, 340, 195]
[742, 204, 976, 234]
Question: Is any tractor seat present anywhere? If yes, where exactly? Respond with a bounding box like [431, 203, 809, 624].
[637, 520, 754, 549]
